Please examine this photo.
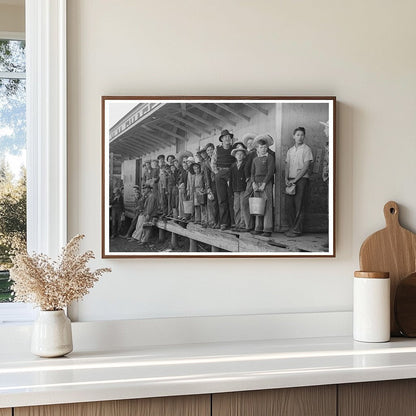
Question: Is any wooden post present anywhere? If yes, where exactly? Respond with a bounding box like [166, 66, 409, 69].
[189, 238, 198, 252]
[211, 246, 220, 252]
[171, 232, 178, 249]
[159, 228, 165, 242]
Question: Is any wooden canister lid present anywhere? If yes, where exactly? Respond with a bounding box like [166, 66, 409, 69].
[354, 271, 390, 279]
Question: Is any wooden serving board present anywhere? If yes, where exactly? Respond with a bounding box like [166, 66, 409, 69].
[359, 201, 416, 336]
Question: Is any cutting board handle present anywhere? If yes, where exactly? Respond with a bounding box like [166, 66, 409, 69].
[384, 201, 400, 228]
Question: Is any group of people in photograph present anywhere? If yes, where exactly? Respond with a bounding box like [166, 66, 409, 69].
[111, 126, 321, 245]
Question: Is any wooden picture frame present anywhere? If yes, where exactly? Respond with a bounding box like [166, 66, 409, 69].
[102, 96, 336, 258]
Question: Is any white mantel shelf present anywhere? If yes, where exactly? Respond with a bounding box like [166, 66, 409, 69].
[2, 335, 416, 409]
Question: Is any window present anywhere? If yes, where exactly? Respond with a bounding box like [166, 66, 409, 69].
[0, 1, 67, 324]
[0, 36, 26, 300]
[0, 33, 35, 322]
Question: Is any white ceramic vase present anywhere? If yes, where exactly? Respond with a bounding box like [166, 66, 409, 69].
[31, 310, 73, 357]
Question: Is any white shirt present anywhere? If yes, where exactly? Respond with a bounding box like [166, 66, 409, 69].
[286, 143, 313, 179]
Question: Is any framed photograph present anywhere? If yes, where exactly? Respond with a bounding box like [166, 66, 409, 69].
[102, 96, 335, 258]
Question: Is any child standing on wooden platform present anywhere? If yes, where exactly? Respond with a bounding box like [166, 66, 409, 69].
[190, 162, 207, 226]
[250, 134, 275, 238]
[230, 142, 248, 231]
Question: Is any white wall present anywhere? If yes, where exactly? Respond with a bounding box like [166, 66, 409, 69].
[0, 3, 24, 33]
[67, 0, 416, 322]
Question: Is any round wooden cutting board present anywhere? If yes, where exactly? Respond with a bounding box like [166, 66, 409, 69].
[395, 272, 416, 337]
[359, 201, 416, 336]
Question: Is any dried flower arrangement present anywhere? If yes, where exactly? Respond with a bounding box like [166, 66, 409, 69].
[10, 234, 111, 311]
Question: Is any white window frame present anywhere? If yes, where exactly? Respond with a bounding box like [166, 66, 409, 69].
[0, 0, 67, 323]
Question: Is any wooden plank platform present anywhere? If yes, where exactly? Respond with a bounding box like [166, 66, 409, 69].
[156, 220, 329, 253]
[156, 220, 239, 251]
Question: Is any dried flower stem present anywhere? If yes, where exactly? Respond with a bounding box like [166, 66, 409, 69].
[10, 234, 111, 310]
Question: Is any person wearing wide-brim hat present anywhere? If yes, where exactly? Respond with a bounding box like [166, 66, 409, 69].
[250, 135, 276, 238]
[177, 150, 193, 165]
[231, 142, 247, 158]
[230, 142, 248, 231]
[218, 129, 234, 142]
[204, 142, 215, 152]
[142, 159, 153, 187]
[188, 162, 207, 227]
[242, 132, 256, 149]
[166, 154, 176, 165]
[202, 142, 218, 228]
[211, 129, 235, 230]
[240, 133, 258, 232]
[253, 133, 274, 148]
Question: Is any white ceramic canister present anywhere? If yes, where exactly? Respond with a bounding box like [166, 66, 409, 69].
[353, 271, 390, 343]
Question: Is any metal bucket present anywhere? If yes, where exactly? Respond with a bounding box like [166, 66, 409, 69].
[183, 200, 194, 214]
[249, 197, 266, 215]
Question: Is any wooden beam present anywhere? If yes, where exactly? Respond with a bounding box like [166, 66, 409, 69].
[162, 119, 201, 138]
[181, 103, 186, 117]
[110, 143, 141, 158]
[150, 124, 187, 142]
[140, 128, 176, 145]
[185, 110, 221, 131]
[125, 135, 156, 150]
[215, 103, 250, 122]
[245, 103, 269, 116]
[135, 131, 162, 146]
[189, 238, 198, 252]
[156, 221, 239, 251]
[133, 132, 163, 148]
[171, 232, 178, 249]
[169, 115, 211, 135]
[192, 104, 237, 126]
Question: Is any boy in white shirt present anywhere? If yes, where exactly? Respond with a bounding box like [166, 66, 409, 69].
[285, 127, 314, 237]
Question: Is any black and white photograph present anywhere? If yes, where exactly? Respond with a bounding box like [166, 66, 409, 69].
[102, 97, 335, 257]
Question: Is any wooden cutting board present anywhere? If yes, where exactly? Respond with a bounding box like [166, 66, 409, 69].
[359, 201, 416, 336]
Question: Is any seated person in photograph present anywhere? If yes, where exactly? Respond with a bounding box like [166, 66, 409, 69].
[250, 134, 275, 238]
[285, 126, 314, 237]
[121, 185, 143, 239]
[190, 162, 207, 226]
[230, 142, 248, 231]
[132, 184, 159, 244]
[241, 132, 257, 232]
[110, 187, 124, 239]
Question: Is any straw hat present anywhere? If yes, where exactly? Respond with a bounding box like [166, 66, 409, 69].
[177, 150, 193, 164]
[242, 132, 257, 147]
[253, 133, 274, 147]
[231, 142, 248, 157]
